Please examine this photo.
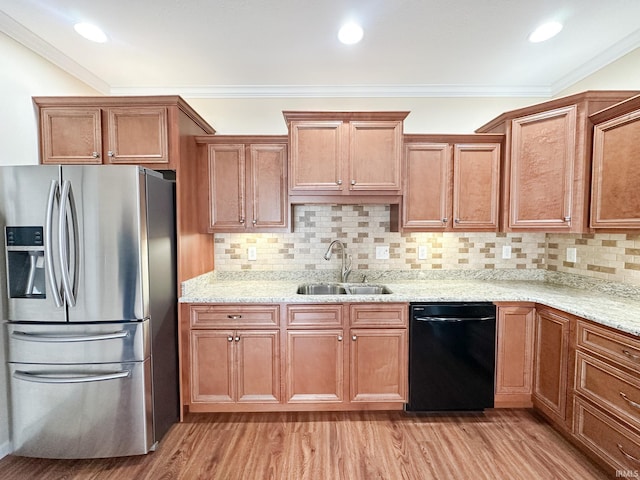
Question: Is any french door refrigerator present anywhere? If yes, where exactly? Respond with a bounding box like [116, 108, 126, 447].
[0, 165, 178, 459]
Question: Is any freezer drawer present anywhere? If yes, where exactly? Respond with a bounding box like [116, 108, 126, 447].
[7, 320, 149, 364]
[9, 359, 153, 458]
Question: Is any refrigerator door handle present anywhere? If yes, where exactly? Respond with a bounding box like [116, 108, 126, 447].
[11, 330, 129, 343]
[45, 179, 63, 308]
[59, 180, 80, 307]
[13, 370, 131, 384]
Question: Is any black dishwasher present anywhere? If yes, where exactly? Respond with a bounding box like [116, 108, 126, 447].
[407, 302, 496, 412]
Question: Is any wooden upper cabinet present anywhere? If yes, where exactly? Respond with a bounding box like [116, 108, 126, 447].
[197, 136, 288, 233]
[508, 106, 576, 230]
[284, 111, 408, 196]
[34, 96, 214, 171]
[476, 90, 639, 232]
[402, 135, 501, 231]
[589, 95, 640, 229]
[105, 107, 168, 164]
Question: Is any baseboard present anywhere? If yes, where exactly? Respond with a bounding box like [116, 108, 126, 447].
[0, 440, 12, 459]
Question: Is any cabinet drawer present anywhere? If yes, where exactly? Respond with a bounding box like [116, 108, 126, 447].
[573, 396, 640, 472]
[349, 303, 408, 327]
[190, 305, 279, 328]
[576, 320, 640, 373]
[286, 304, 344, 327]
[576, 351, 640, 432]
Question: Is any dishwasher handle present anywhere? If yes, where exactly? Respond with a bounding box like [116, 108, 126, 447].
[413, 316, 495, 322]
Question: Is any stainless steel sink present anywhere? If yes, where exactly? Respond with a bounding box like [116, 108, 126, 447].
[346, 285, 392, 295]
[296, 283, 392, 295]
[296, 284, 347, 295]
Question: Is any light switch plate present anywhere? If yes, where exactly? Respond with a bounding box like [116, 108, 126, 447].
[566, 247, 577, 263]
[502, 245, 512, 259]
[418, 245, 428, 260]
[376, 245, 390, 260]
[248, 246, 257, 261]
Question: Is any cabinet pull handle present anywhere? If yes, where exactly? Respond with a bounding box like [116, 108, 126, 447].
[336, 179, 342, 185]
[619, 392, 640, 410]
[352, 335, 357, 341]
[617, 444, 640, 463]
[337, 335, 343, 342]
[107, 151, 115, 158]
[227, 315, 242, 319]
[622, 349, 640, 362]
[227, 336, 233, 342]
[92, 152, 100, 158]
[234, 336, 240, 342]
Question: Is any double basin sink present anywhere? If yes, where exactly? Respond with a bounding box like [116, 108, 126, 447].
[297, 283, 392, 295]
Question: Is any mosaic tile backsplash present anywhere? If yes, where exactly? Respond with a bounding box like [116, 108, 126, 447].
[212, 205, 640, 287]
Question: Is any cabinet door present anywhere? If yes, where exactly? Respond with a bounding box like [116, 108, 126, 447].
[236, 330, 281, 403]
[349, 121, 403, 191]
[533, 308, 571, 424]
[349, 328, 407, 403]
[289, 121, 344, 192]
[453, 143, 500, 231]
[591, 109, 640, 228]
[495, 304, 535, 407]
[106, 107, 169, 165]
[190, 330, 235, 404]
[248, 144, 288, 229]
[286, 330, 344, 403]
[508, 106, 576, 230]
[207, 144, 246, 231]
[402, 143, 451, 229]
[40, 107, 102, 164]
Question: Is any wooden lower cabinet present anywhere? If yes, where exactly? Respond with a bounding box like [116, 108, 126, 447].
[189, 329, 280, 411]
[286, 329, 345, 403]
[533, 306, 572, 428]
[571, 319, 640, 474]
[494, 303, 535, 407]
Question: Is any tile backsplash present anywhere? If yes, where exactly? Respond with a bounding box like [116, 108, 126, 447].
[213, 205, 640, 286]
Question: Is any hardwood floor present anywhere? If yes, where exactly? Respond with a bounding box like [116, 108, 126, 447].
[0, 409, 607, 480]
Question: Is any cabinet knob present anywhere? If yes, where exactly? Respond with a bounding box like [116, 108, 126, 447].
[337, 335, 343, 342]
[454, 218, 460, 224]
[234, 336, 240, 342]
[352, 335, 357, 341]
[227, 336, 233, 342]
[351, 180, 356, 186]
[563, 216, 571, 222]
[239, 217, 245, 224]
[107, 151, 115, 157]
[336, 179, 342, 185]
[252, 219, 257, 225]
[442, 218, 448, 224]
[92, 152, 100, 158]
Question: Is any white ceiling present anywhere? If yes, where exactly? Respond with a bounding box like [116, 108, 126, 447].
[2, 0, 640, 98]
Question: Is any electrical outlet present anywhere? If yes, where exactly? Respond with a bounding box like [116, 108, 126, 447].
[376, 245, 390, 260]
[418, 245, 428, 260]
[566, 247, 577, 263]
[247, 246, 257, 261]
[502, 245, 512, 259]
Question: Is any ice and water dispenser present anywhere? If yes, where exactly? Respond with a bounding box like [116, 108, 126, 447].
[5, 226, 46, 299]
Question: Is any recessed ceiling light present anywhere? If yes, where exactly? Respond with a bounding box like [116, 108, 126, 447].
[528, 21, 563, 43]
[74, 22, 108, 43]
[338, 22, 363, 45]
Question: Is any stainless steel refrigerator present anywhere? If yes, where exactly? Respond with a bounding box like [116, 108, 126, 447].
[0, 165, 178, 459]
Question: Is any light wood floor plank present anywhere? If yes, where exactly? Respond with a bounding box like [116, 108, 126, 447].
[0, 409, 607, 480]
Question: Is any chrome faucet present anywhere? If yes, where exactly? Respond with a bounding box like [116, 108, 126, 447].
[323, 240, 352, 283]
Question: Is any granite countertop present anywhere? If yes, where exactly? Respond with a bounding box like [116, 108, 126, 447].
[180, 271, 640, 336]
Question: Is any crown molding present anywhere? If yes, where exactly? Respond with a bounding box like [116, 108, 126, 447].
[0, 10, 110, 94]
